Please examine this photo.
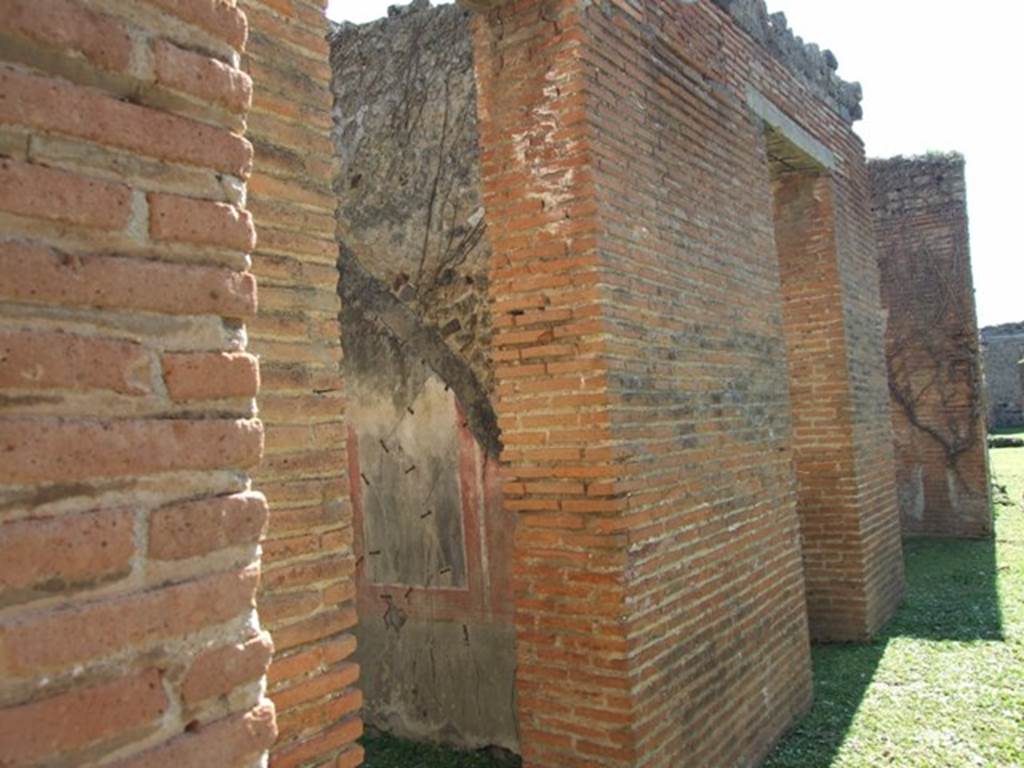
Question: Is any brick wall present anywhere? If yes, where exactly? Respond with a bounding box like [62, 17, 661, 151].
[0, 1, 276, 765]
[871, 155, 992, 538]
[238, 1, 363, 766]
[981, 323, 1024, 430]
[472, 0, 904, 764]
[716, 0, 905, 642]
[584, 4, 814, 762]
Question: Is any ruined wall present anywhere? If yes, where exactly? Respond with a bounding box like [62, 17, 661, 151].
[870, 155, 991, 538]
[331, 3, 516, 751]
[0, 1, 276, 765]
[237, 1, 363, 766]
[981, 323, 1024, 430]
[471, 0, 904, 764]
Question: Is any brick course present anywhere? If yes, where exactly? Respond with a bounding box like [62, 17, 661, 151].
[238, 0, 362, 764]
[0, 1, 274, 765]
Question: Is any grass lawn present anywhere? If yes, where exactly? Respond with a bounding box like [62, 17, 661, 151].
[765, 443, 1024, 767]
[362, 444, 1024, 767]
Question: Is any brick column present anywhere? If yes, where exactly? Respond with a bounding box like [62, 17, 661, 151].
[472, 2, 637, 766]
[472, 1, 814, 765]
[238, 1, 362, 766]
[773, 171, 901, 639]
[870, 155, 992, 538]
[0, 1, 274, 765]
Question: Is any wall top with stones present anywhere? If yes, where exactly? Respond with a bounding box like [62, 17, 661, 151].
[329, 0, 434, 33]
[982, 322, 1024, 341]
[347, 1, 865, 123]
[710, 0, 864, 123]
[868, 152, 968, 216]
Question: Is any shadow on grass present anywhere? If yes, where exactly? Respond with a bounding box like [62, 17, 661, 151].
[764, 512, 1004, 768]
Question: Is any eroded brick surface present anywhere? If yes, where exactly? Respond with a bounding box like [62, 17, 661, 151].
[0, 1, 274, 765]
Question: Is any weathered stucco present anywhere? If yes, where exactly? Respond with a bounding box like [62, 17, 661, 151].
[330, 2, 516, 750]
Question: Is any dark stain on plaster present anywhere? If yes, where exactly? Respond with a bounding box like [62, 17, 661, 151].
[338, 243, 501, 459]
[331, 1, 499, 456]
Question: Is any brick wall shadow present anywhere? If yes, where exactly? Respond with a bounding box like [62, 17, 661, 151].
[766, 520, 1003, 766]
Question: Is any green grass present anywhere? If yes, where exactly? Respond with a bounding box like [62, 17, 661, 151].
[363, 446, 1024, 767]
[766, 443, 1024, 768]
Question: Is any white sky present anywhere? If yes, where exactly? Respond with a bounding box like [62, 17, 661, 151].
[327, 0, 1021, 327]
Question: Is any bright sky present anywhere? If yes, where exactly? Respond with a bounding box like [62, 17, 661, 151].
[327, 0, 1021, 327]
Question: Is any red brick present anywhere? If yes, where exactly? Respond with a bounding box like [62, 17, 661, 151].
[273, 663, 359, 711]
[149, 491, 268, 561]
[258, 0, 295, 17]
[248, 172, 333, 209]
[153, 40, 253, 114]
[0, 158, 131, 231]
[0, 417, 263, 484]
[0, 509, 134, 596]
[0, 0, 282, 764]
[242, 5, 356, 768]
[182, 631, 274, 705]
[144, 0, 249, 50]
[267, 635, 357, 686]
[258, 589, 322, 627]
[335, 745, 365, 768]
[0, 243, 257, 318]
[268, 607, 357, 655]
[0, 66, 252, 177]
[271, 716, 363, 768]
[162, 351, 260, 401]
[871, 155, 991, 539]
[244, 4, 329, 58]
[149, 193, 256, 252]
[0, 330, 152, 395]
[322, 578, 355, 606]
[0, 567, 259, 677]
[108, 702, 277, 768]
[0, 669, 167, 765]
[3, 0, 133, 73]
[276, 688, 361, 740]
[261, 555, 353, 592]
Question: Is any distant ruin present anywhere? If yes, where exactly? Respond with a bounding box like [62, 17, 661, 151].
[0, 1, 991, 767]
[981, 322, 1024, 430]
